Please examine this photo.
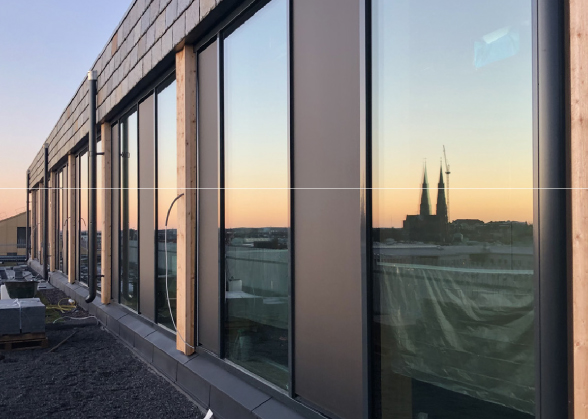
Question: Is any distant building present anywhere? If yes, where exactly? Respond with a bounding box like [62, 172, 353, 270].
[0, 212, 27, 263]
[403, 164, 449, 243]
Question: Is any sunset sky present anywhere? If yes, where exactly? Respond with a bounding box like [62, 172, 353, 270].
[372, 0, 533, 228]
[0, 0, 535, 230]
[0, 0, 130, 220]
[224, 0, 289, 229]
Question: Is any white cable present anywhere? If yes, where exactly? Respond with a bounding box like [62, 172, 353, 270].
[164, 194, 195, 350]
[53, 315, 97, 323]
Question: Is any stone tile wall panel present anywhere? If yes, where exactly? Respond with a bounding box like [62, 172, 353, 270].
[28, 0, 221, 184]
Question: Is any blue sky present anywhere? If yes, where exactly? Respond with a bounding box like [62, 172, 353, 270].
[0, 0, 131, 217]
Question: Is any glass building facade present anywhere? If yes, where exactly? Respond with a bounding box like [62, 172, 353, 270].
[33, 0, 572, 417]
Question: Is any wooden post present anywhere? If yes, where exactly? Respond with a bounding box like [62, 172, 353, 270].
[63, 165, 68, 273]
[176, 46, 197, 355]
[49, 173, 57, 272]
[38, 181, 43, 265]
[31, 190, 37, 260]
[101, 123, 112, 304]
[68, 154, 77, 283]
[568, 0, 588, 417]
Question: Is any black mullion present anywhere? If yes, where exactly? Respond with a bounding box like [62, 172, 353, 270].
[363, 0, 374, 417]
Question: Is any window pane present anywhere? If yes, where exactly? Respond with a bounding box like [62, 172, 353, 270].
[372, 1, 535, 418]
[224, 0, 290, 389]
[79, 151, 88, 285]
[17, 227, 26, 248]
[156, 79, 177, 330]
[120, 112, 139, 311]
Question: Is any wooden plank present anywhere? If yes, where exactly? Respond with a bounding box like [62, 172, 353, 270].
[49, 173, 56, 272]
[0, 332, 46, 342]
[63, 164, 68, 273]
[568, 0, 588, 417]
[175, 46, 197, 355]
[101, 123, 112, 304]
[31, 190, 37, 260]
[38, 181, 43, 265]
[67, 154, 77, 284]
[0, 332, 48, 351]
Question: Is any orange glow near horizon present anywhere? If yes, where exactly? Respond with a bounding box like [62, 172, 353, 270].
[224, 0, 289, 231]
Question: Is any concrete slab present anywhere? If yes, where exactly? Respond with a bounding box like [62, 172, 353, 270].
[253, 399, 308, 419]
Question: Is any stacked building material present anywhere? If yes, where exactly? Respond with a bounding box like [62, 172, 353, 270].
[0, 298, 45, 335]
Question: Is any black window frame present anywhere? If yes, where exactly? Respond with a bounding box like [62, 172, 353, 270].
[154, 73, 179, 330]
[118, 106, 140, 311]
[193, 0, 295, 398]
[16, 227, 26, 249]
[362, 0, 569, 418]
[108, 68, 177, 317]
[77, 147, 89, 286]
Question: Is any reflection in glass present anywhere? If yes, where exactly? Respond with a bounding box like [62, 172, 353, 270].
[156, 79, 178, 330]
[79, 151, 88, 284]
[372, 1, 535, 418]
[120, 112, 139, 311]
[224, 0, 289, 389]
[97, 140, 102, 291]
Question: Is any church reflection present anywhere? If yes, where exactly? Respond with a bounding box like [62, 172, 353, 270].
[373, 162, 534, 419]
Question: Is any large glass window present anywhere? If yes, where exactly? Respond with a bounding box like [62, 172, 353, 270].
[371, 1, 534, 418]
[156, 79, 178, 330]
[79, 151, 88, 284]
[223, 0, 290, 389]
[120, 112, 139, 311]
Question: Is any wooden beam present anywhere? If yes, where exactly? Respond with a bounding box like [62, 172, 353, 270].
[568, 0, 588, 416]
[63, 165, 68, 274]
[31, 190, 37, 260]
[49, 173, 57, 272]
[39, 181, 44, 265]
[176, 45, 197, 355]
[101, 123, 112, 304]
[67, 154, 77, 284]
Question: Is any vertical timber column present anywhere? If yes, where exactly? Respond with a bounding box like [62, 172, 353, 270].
[101, 123, 112, 304]
[176, 46, 197, 355]
[49, 172, 57, 272]
[68, 154, 77, 283]
[43, 146, 49, 281]
[31, 190, 37, 260]
[26, 171, 30, 261]
[38, 182, 43, 264]
[568, 0, 588, 416]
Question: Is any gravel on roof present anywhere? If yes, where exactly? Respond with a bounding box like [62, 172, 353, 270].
[0, 326, 204, 419]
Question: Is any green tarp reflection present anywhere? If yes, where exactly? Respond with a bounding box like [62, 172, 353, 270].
[376, 262, 534, 414]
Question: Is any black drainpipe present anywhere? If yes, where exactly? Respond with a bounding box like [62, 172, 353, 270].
[86, 70, 97, 304]
[43, 145, 49, 281]
[26, 170, 30, 261]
